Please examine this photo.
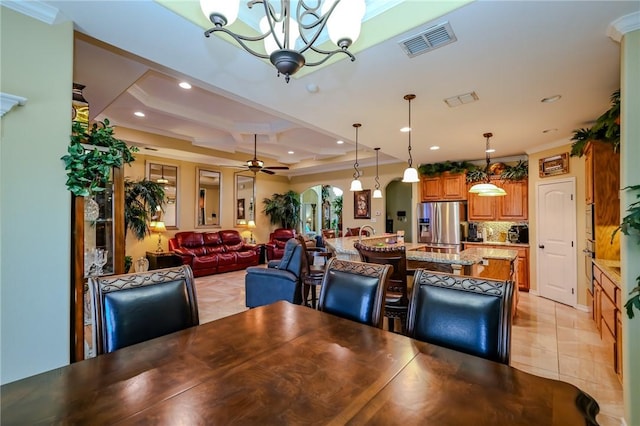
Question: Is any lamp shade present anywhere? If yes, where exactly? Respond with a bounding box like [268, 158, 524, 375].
[350, 178, 363, 191]
[200, 0, 240, 26]
[477, 187, 507, 197]
[323, 0, 365, 47]
[153, 221, 167, 233]
[402, 167, 419, 183]
[247, 220, 256, 229]
[373, 189, 383, 199]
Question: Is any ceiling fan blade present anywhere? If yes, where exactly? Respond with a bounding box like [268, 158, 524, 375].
[260, 169, 276, 175]
[264, 166, 289, 170]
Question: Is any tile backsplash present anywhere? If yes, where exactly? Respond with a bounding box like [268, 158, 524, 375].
[478, 221, 527, 242]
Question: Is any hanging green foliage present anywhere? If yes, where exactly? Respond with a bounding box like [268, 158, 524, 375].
[418, 161, 476, 177]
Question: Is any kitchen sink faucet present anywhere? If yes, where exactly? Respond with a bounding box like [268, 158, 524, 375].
[359, 225, 376, 242]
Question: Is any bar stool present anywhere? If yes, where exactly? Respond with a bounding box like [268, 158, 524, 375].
[297, 236, 332, 309]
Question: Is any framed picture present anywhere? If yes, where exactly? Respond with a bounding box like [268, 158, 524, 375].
[354, 190, 371, 219]
[237, 198, 246, 220]
[539, 153, 569, 177]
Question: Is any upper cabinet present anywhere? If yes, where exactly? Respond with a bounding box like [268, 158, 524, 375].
[420, 172, 467, 201]
[468, 178, 528, 221]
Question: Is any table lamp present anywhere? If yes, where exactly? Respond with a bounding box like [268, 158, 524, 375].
[152, 221, 166, 252]
[248, 220, 256, 244]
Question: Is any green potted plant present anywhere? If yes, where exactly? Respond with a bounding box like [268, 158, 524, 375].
[332, 195, 343, 232]
[123, 178, 166, 272]
[418, 161, 475, 177]
[570, 89, 620, 157]
[263, 190, 301, 229]
[500, 160, 528, 181]
[61, 119, 138, 197]
[613, 184, 640, 318]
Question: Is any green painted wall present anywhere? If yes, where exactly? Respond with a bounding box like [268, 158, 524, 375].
[0, 7, 74, 383]
[620, 27, 640, 426]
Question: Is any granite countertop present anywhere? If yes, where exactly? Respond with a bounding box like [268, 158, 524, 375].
[463, 240, 530, 248]
[324, 236, 517, 266]
[593, 259, 621, 285]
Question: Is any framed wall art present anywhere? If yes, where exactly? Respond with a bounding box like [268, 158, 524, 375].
[354, 190, 371, 219]
[539, 153, 569, 177]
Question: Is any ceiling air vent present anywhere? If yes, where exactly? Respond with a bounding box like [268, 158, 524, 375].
[399, 22, 457, 58]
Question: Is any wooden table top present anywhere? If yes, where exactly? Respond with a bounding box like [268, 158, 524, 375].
[1, 302, 598, 425]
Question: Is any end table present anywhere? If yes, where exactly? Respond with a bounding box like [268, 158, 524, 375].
[146, 251, 183, 270]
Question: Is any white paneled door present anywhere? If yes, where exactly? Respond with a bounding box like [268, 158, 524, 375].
[537, 178, 577, 306]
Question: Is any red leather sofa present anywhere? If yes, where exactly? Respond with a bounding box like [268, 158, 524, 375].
[169, 230, 260, 277]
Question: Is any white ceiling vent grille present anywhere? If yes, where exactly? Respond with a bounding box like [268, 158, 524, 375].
[399, 22, 457, 58]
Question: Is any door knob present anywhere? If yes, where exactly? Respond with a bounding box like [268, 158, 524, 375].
[538, 244, 545, 249]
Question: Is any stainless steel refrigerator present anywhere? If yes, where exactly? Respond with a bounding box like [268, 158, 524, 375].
[417, 201, 466, 253]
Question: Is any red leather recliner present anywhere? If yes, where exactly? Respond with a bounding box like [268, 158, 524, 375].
[265, 228, 297, 261]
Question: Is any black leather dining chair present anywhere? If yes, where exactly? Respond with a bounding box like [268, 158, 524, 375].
[407, 270, 514, 364]
[317, 258, 390, 328]
[353, 242, 410, 333]
[89, 265, 199, 355]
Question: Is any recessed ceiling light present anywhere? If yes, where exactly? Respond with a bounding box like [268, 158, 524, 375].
[485, 148, 496, 153]
[179, 82, 192, 89]
[336, 140, 344, 145]
[400, 126, 411, 133]
[134, 111, 145, 117]
[541, 94, 561, 103]
[288, 151, 294, 154]
[430, 146, 440, 150]
[543, 128, 558, 133]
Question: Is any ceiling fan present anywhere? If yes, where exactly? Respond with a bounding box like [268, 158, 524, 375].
[242, 135, 290, 175]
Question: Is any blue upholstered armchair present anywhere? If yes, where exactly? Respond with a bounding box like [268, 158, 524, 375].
[245, 238, 305, 308]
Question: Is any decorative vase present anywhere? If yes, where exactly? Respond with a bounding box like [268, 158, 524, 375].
[84, 196, 100, 221]
[134, 257, 149, 273]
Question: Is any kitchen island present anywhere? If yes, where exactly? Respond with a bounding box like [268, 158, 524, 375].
[325, 235, 520, 317]
[324, 235, 518, 277]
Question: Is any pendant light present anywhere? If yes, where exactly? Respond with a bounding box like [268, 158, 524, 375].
[349, 123, 363, 191]
[156, 165, 169, 184]
[469, 132, 507, 196]
[401, 94, 419, 183]
[373, 147, 383, 198]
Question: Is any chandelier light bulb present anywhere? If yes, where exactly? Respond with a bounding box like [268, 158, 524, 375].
[200, 0, 240, 27]
[322, 0, 365, 48]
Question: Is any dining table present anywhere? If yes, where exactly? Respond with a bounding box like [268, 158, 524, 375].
[1, 301, 599, 425]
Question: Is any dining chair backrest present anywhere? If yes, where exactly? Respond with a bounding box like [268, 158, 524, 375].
[353, 242, 409, 305]
[317, 258, 390, 328]
[407, 270, 514, 364]
[89, 265, 199, 355]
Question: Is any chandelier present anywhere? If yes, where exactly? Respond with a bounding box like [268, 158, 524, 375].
[200, 0, 365, 83]
[469, 132, 507, 197]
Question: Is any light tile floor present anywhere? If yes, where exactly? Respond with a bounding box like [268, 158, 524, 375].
[195, 270, 623, 425]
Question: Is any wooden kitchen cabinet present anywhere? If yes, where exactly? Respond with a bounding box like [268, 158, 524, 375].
[592, 261, 622, 381]
[498, 180, 528, 220]
[467, 178, 528, 221]
[420, 172, 467, 201]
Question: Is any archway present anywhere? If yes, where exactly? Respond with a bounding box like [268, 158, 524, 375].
[300, 185, 343, 237]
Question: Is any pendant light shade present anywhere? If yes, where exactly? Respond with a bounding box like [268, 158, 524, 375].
[401, 94, 420, 183]
[469, 132, 506, 197]
[349, 123, 363, 191]
[373, 147, 382, 198]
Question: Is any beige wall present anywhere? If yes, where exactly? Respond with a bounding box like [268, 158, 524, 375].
[291, 162, 410, 235]
[527, 144, 586, 304]
[122, 152, 290, 260]
[1, 8, 74, 383]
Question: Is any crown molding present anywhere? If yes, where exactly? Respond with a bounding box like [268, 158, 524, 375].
[607, 11, 640, 42]
[2, 0, 62, 25]
[1, 92, 28, 117]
